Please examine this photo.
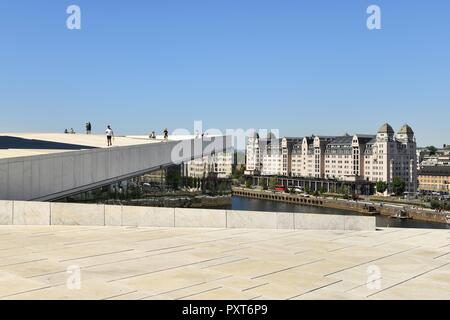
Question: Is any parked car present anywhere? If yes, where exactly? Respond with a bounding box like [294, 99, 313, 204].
[290, 187, 304, 193]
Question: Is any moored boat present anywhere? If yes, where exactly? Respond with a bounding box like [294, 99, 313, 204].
[390, 209, 412, 220]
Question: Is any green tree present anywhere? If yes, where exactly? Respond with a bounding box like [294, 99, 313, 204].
[217, 181, 225, 194]
[259, 178, 267, 190]
[166, 171, 181, 190]
[245, 179, 252, 188]
[446, 202, 450, 211]
[338, 185, 348, 195]
[376, 181, 388, 194]
[268, 177, 278, 189]
[195, 177, 201, 189]
[319, 187, 327, 195]
[232, 165, 245, 179]
[426, 145, 438, 156]
[187, 177, 193, 188]
[392, 176, 406, 196]
[430, 200, 441, 210]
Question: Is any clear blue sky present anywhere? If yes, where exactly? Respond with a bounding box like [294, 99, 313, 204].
[0, 0, 449, 147]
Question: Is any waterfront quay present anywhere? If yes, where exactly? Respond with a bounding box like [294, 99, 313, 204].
[0, 225, 448, 300]
[232, 187, 449, 224]
[250, 175, 374, 195]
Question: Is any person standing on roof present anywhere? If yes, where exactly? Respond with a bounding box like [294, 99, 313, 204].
[86, 122, 92, 134]
[106, 125, 114, 146]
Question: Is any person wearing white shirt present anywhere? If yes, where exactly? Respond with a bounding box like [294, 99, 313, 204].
[106, 125, 114, 146]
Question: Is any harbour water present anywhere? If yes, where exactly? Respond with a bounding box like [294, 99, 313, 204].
[231, 196, 450, 229]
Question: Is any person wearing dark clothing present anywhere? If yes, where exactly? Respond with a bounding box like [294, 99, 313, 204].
[86, 122, 92, 134]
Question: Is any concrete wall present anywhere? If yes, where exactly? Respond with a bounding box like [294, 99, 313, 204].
[0, 136, 231, 201]
[0, 200, 13, 225]
[0, 200, 376, 231]
[13, 201, 50, 225]
[174, 208, 226, 228]
[51, 202, 105, 226]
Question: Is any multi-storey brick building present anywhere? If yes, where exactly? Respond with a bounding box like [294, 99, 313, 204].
[244, 134, 302, 176]
[244, 134, 262, 176]
[246, 123, 417, 193]
[363, 124, 417, 192]
[184, 152, 234, 179]
[418, 166, 450, 193]
[260, 137, 302, 176]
